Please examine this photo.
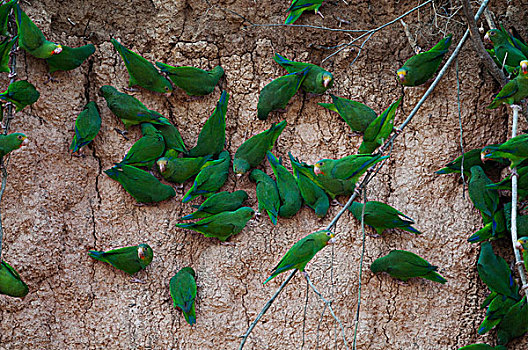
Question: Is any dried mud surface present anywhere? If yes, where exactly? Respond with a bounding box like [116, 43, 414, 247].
[0, 0, 527, 349]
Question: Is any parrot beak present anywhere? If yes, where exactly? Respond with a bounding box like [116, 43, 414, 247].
[138, 246, 145, 260]
[484, 32, 490, 43]
[480, 152, 487, 163]
[329, 237, 336, 244]
[323, 76, 332, 88]
[397, 71, 406, 82]
[516, 241, 524, 251]
[21, 137, 28, 147]
[158, 161, 167, 173]
[313, 165, 322, 175]
[236, 173, 243, 178]
[52, 45, 63, 55]
[521, 61, 528, 74]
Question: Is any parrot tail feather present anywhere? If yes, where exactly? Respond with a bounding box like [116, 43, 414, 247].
[88, 250, 105, 262]
[423, 272, 447, 284]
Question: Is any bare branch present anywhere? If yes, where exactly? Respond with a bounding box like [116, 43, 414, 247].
[510, 105, 528, 290]
[400, 19, 421, 54]
[304, 273, 349, 349]
[461, 0, 507, 86]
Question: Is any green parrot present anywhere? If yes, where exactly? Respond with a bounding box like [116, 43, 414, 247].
[0, 37, 17, 73]
[467, 210, 507, 243]
[468, 166, 500, 232]
[117, 123, 165, 168]
[273, 54, 333, 94]
[319, 94, 377, 133]
[0, 0, 16, 37]
[249, 169, 280, 225]
[435, 147, 504, 178]
[496, 296, 528, 345]
[257, 68, 309, 120]
[478, 241, 519, 300]
[478, 292, 519, 335]
[88, 243, 153, 275]
[180, 190, 248, 220]
[99, 85, 171, 129]
[358, 97, 401, 154]
[182, 150, 230, 203]
[267, 151, 302, 218]
[397, 34, 453, 86]
[487, 60, 528, 109]
[481, 134, 528, 169]
[458, 345, 507, 350]
[0, 132, 27, 158]
[69, 101, 101, 154]
[186, 90, 227, 157]
[0, 260, 28, 298]
[505, 203, 528, 237]
[155, 122, 187, 153]
[289, 152, 329, 218]
[233, 120, 287, 175]
[264, 230, 334, 284]
[111, 38, 172, 93]
[175, 207, 255, 241]
[0, 80, 40, 111]
[155, 62, 224, 96]
[506, 26, 528, 58]
[484, 29, 527, 68]
[105, 163, 175, 203]
[15, 4, 62, 59]
[285, 0, 324, 25]
[515, 236, 528, 276]
[45, 44, 95, 73]
[370, 250, 447, 284]
[312, 154, 388, 198]
[348, 201, 421, 235]
[486, 164, 528, 200]
[169, 267, 197, 325]
[157, 152, 212, 184]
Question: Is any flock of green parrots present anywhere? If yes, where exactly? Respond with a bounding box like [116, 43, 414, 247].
[0, 0, 528, 347]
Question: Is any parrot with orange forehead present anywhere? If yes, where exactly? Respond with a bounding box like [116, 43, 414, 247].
[0, 132, 27, 158]
[487, 60, 528, 109]
[15, 4, 62, 59]
[273, 54, 333, 94]
[397, 34, 452, 86]
[88, 243, 153, 276]
[481, 134, 528, 169]
[515, 237, 528, 276]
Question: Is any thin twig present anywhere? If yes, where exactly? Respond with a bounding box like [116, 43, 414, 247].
[456, 59, 466, 198]
[400, 19, 421, 54]
[322, 0, 433, 63]
[461, 0, 507, 86]
[0, 6, 18, 262]
[305, 273, 349, 349]
[238, 270, 297, 350]
[301, 278, 309, 350]
[352, 188, 367, 349]
[510, 105, 528, 290]
[239, 3, 490, 348]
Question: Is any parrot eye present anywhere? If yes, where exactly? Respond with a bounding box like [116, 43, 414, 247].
[164, 86, 170, 92]
[490, 31, 496, 36]
[326, 231, 332, 236]
[17, 135, 22, 140]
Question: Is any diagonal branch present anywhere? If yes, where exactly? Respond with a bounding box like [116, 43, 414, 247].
[238, 1, 491, 348]
[461, 0, 507, 86]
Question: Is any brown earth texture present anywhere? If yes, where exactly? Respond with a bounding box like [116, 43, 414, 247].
[1, 0, 528, 349]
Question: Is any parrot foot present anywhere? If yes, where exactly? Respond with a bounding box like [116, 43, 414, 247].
[302, 270, 309, 278]
[516, 260, 524, 266]
[394, 127, 403, 135]
[366, 231, 381, 238]
[114, 128, 130, 140]
[413, 46, 422, 55]
[396, 280, 409, 286]
[133, 202, 147, 207]
[129, 277, 146, 284]
[7, 71, 16, 79]
[521, 284, 528, 292]
[220, 241, 236, 246]
[43, 74, 59, 84]
[511, 168, 519, 178]
[511, 104, 523, 112]
[316, 10, 324, 19]
[124, 87, 139, 92]
[348, 132, 362, 137]
[330, 199, 344, 207]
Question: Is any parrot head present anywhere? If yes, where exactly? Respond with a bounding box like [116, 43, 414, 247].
[516, 237, 528, 252]
[521, 60, 528, 75]
[313, 160, 328, 176]
[180, 267, 196, 278]
[51, 45, 63, 55]
[137, 243, 153, 266]
[397, 68, 407, 83]
[325, 230, 335, 244]
[483, 29, 499, 44]
[322, 72, 333, 89]
[233, 158, 250, 177]
[480, 147, 494, 162]
[157, 158, 168, 173]
[14, 133, 28, 148]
